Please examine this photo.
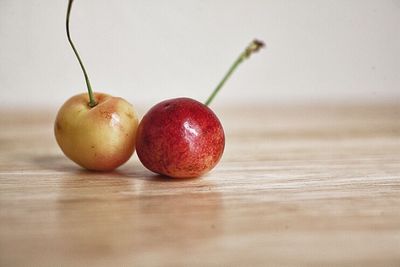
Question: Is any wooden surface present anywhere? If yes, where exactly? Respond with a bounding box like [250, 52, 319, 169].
[0, 103, 399, 267]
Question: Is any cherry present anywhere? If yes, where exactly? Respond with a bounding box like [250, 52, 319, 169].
[54, 0, 139, 171]
[136, 40, 264, 178]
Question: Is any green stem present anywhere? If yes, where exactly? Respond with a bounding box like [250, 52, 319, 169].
[66, 0, 97, 107]
[205, 39, 265, 106]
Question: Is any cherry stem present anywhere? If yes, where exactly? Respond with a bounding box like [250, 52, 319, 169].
[205, 39, 265, 106]
[66, 0, 97, 108]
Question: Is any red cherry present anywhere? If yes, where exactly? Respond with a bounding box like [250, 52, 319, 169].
[136, 39, 264, 178]
[136, 98, 225, 178]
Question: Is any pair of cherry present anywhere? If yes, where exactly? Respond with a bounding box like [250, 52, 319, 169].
[55, 0, 264, 178]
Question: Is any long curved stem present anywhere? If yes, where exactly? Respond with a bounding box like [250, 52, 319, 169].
[205, 39, 265, 106]
[66, 0, 97, 107]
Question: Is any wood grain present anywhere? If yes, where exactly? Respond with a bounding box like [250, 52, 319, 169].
[0, 103, 399, 267]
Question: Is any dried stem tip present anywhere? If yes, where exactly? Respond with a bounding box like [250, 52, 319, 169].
[244, 39, 265, 58]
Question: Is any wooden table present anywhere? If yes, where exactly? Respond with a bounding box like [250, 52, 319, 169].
[0, 103, 399, 266]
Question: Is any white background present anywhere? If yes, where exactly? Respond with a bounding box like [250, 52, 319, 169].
[0, 0, 399, 108]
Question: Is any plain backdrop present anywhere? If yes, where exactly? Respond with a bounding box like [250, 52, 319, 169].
[0, 0, 399, 108]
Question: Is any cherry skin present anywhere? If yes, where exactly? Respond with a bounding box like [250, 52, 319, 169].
[55, 92, 139, 171]
[136, 98, 225, 178]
